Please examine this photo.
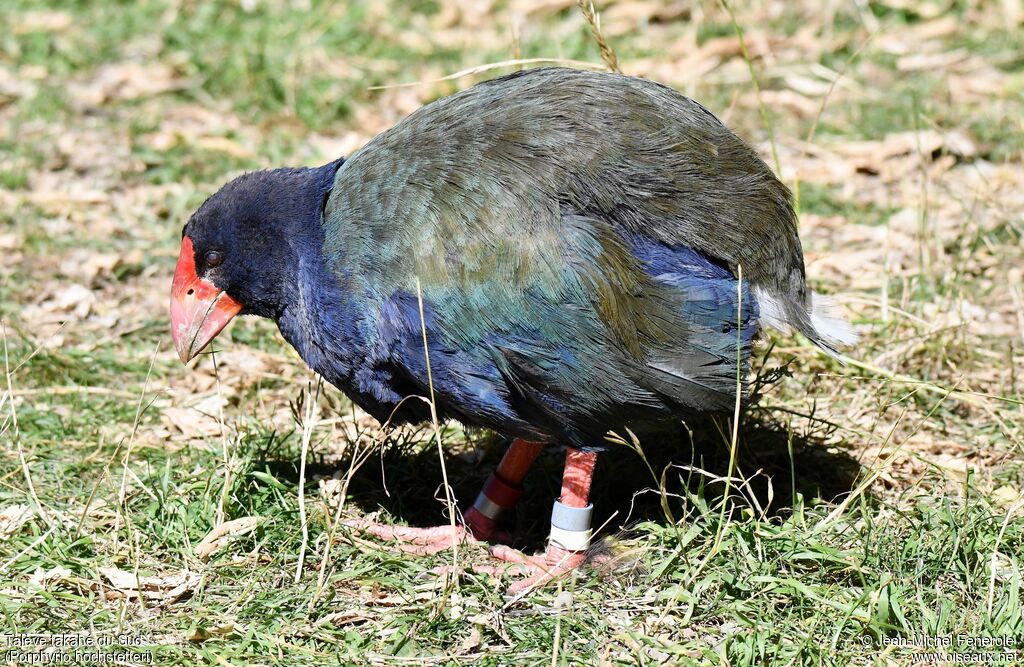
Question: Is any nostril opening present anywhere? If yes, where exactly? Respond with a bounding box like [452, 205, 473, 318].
[186, 288, 194, 296]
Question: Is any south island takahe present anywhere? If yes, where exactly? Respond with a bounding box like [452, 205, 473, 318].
[170, 67, 856, 592]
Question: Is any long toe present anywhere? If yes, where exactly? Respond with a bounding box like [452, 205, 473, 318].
[345, 519, 477, 555]
[484, 544, 589, 594]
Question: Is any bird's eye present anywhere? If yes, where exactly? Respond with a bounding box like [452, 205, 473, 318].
[205, 250, 223, 268]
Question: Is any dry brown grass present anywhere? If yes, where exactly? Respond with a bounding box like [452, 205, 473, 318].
[1, 0, 1022, 663]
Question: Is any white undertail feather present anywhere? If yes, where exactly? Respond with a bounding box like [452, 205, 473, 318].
[808, 291, 859, 348]
[752, 287, 858, 358]
[752, 286, 790, 334]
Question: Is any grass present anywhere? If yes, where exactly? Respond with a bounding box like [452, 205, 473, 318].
[2, 0, 1023, 664]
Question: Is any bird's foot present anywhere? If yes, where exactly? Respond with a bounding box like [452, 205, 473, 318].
[349, 518, 604, 593]
[344, 518, 476, 555]
[434, 544, 603, 594]
[489, 544, 591, 594]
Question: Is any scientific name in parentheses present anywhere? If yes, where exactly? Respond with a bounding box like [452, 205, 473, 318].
[877, 635, 1018, 649]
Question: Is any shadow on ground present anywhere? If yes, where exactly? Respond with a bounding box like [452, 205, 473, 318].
[263, 405, 863, 552]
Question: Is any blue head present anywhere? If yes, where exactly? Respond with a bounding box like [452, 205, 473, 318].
[170, 159, 344, 362]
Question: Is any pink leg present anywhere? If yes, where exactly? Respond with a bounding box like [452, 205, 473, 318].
[345, 438, 545, 554]
[465, 448, 600, 594]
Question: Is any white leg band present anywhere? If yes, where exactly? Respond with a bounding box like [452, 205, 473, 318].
[472, 492, 503, 521]
[551, 501, 593, 531]
[549, 525, 592, 551]
[548, 500, 593, 551]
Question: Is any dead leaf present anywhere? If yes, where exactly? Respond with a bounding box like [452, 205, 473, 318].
[12, 11, 73, 35]
[59, 251, 124, 286]
[194, 136, 253, 159]
[758, 90, 819, 117]
[213, 348, 270, 378]
[0, 67, 37, 103]
[195, 516, 261, 561]
[160, 392, 230, 439]
[319, 472, 346, 509]
[69, 62, 185, 107]
[1003, 0, 1024, 25]
[0, 233, 24, 251]
[187, 622, 236, 642]
[517, 0, 574, 16]
[992, 486, 1022, 507]
[459, 626, 482, 653]
[28, 566, 73, 587]
[826, 129, 977, 181]
[553, 590, 574, 610]
[20, 284, 96, 325]
[54, 125, 139, 177]
[603, 1, 690, 36]
[911, 16, 960, 40]
[0, 504, 33, 540]
[921, 453, 970, 475]
[784, 74, 833, 97]
[897, 49, 969, 72]
[98, 566, 199, 602]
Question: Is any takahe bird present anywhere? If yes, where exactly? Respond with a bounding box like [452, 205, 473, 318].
[170, 67, 855, 592]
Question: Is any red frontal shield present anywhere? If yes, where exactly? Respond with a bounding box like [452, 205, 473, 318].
[170, 236, 242, 363]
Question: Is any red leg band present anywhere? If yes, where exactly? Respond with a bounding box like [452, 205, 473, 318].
[463, 472, 524, 540]
[463, 507, 497, 540]
[481, 472, 524, 509]
[462, 439, 544, 541]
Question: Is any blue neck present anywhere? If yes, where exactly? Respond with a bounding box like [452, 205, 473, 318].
[270, 160, 411, 422]
[276, 224, 365, 389]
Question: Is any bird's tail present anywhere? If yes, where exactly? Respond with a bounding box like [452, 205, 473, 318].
[753, 287, 858, 358]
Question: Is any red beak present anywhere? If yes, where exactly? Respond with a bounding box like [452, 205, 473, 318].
[170, 236, 243, 363]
